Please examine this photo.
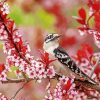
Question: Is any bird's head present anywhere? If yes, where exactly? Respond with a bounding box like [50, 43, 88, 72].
[43, 33, 62, 54]
[45, 33, 61, 43]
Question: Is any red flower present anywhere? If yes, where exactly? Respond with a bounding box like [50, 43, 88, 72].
[0, 64, 5, 74]
[38, 50, 56, 68]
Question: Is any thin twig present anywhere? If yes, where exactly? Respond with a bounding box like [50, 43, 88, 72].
[86, 12, 95, 27]
[1, 79, 25, 83]
[10, 80, 32, 100]
[53, 73, 100, 93]
[1, 78, 33, 83]
[74, 79, 100, 93]
[90, 57, 100, 78]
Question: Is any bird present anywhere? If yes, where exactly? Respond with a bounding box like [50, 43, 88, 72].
[43, 33, 98, 85]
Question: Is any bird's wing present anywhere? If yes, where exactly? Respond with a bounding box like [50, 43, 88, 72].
[53, 47, 98, 85]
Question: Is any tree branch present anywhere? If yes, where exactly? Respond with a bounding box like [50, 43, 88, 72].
[1, 73, 100, 93]
[74, 79, 100, 93]
[1, 78, 28, 83]
[10, 80, 32, 100]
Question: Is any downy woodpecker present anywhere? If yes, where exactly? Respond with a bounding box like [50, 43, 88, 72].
[43, 33, 98, 85]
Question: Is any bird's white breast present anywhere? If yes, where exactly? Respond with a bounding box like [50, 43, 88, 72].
[43, 41, 59, 56]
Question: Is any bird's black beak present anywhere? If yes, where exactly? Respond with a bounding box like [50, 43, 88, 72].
[53, 34, 62, 40]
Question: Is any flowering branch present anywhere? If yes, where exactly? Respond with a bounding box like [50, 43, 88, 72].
[74, 79, 100, 93]
[1, 73, 100, 91]
[0, 71, 100, 99]
[0, 0, 100, 100]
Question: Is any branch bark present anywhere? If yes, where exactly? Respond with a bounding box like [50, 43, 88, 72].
[1, 73, 100, 93]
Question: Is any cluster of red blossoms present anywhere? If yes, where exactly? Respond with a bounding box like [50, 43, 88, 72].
[0, 1, 74, 99]
[0, 0, 56, 80]
[73, 0, 100, 84]
[73, 0, 100, 48]
[0, 0, 100, 100]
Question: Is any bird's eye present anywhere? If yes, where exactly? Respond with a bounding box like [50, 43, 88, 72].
[50, 34, 52, 38]
[51, 34, 54, 38]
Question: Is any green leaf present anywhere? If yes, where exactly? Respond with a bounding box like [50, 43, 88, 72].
[33, 8, 56, 30]
[9, 5, 35, 26]
[9, 6, 55, 31]
[7, 66, 19, 78]
[10, 66, 19, 71]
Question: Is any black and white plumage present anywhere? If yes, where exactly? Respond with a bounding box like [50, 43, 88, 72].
[53, 47, 98, 84]
[43, 33, 98, 85]
[54, 47, 83, 77]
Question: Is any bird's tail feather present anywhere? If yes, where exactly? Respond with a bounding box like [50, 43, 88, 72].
[85, 73, 99, 85]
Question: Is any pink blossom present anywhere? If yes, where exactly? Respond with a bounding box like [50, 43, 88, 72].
[1, 3, 9, 15]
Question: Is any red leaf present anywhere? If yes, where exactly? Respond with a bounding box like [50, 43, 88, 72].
[0, 64, 5, 74]
[5, 20, 15, 31]
[79, 8, 86, 20]
[38, 50, 56, 68]
[94, 13, 100, 31]
[76, 18, 86, 25]
[63, 80, 72, 92]
[92, 2, 100, 11]
[88, 0, 93, 6]
[49, 59, 57, 64]
[77, 50, 87, 61]
[94, 64, 100, 75]
[76, 44, 93, 62]
[81, 44, 93, 55]
[88, 0, 100, 11]
[78, 27, 87, 31]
